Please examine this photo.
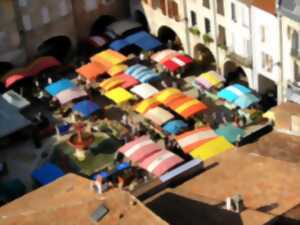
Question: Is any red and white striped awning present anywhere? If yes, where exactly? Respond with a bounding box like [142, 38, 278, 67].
[176, 127, 218, 153]
[163, 55, 193, 73]
[118, 136, 161, 162]
[139, 150, 183, 177]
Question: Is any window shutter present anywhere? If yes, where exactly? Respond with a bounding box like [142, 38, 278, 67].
[172, 1, 179, 21]
[160, 0, 167, 15]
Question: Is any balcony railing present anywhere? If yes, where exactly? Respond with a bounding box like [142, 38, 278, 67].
[291, 48, 300, 61]
[226, 48, 252, 68]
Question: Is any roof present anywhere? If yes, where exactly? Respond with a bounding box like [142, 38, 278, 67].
[251, 0, 276, 15]
[0, 174, 169, 225]
[278, 0, 300, 22]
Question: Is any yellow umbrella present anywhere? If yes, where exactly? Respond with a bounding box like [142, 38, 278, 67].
[99, 77, 124, 92]
[190, 136, 233, 161]
[105, 87, 135, 105]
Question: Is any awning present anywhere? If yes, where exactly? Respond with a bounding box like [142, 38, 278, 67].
[109, 39, 130, 51]
[234, 93, 259, 109]
[176, 127, 218, 153]
[72, 100, 100, 118]
[118, 135, 161, 162]
[107, 64, 128, 77]
[76, 62, 107, 81]
[90, 49, 128, 68]
[116, 73, 139, 89]
[139, 150, 183, 177]
[99, 77, 125, 92]
[196, 71, 225, 89]
[155, 88, 183, 104]
[151, 49, 178, 63]
[45, 79, 76, 96]
[125, 31, 162, 51]
[2, 90, 30, 110]
[104, 87, 135, 105]
[144, 106, 174, 126]
[135, 98, 160, 114]
[190, 136, 233, 161]
[166, 96, 207, 119]
[130, 83, 159, 99]
[88, 36, 107, 48]
[215, 123, 245, 144]
[107, 20, 142, 36]
[217, 84, 252, 102]
[0, 96, 31, 138]
[3, 56, 61, 88]
[163, 55, 193, 73]
[31, 163, 64, 186]
[126, 64, 160, 83]
[163, 120, 188, 135]
[55, 87, 87, 105]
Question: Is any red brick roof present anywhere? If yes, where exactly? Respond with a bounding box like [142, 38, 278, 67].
[251, 0, 276, 15]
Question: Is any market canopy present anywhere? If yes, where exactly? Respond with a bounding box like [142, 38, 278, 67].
[31, 163, 64, 186]
[107, 64, 128, 77]
[87, 35, 107, 48]
[139, 150, 183, 177]
[118, 135, 161, 162]
[151, 49, 179, 63]
[190, 136, 233, 161]
[99, 76, 125, 92]
[196, 71, 225, 89]
[163, 54, 193, 73]
[144, 106, 174, 126]
[90, 49, 128, 68]
[166, 95, 207, 119]
[109, 39, 130, 51]
[163, 120, 188, 135]
[55, 87, 87, 105]
[217, 84, 252, 102]
[234, 93, 260, 109]
[2, 90, 30, 110]
[107, 20, 142, 36]
[125, 31, 162, 51]
[155, 88, 183, 104]
[126, 64, 160, 83]
[76, 62, 107, 81]
[176, 127, 218, 153]
[0, 96, 31, 138]
[115, 73, 139, 89]
[135, 98, 160, 114]
[45, 79, 76, 97]
[2, 56, 61, 88]
[72, 100, 100, 118]
[216, 123, 245, 144]
[105, 87, 135, 105]
[130, 83, 159, 99]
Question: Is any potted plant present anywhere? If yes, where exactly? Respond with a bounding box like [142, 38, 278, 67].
[188, 27, 201, 37]
[203, 33, 214, 44]
[218, 43, 228, 51]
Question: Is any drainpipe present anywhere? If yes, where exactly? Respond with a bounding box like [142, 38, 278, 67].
[212, 0, 220, 73]
[277, 4, 284, 104]
[182, 0, 191, 55]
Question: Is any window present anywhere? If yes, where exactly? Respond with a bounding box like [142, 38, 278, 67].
[217, 0, 224, 15]
[41, 7, 50, 24]
[151, 0, 160, 9]
[84, 0, 97, 12]
[204, 18, 211, 33]
[262, 52, 273, 72]
[59, 0, 69, 17]
[203, 0, 210, 9]
[260, 26, 266, 43]
[218, 25, 226, 46]
[190, 11, 197, 26]
[18, 0, 27, 7]
[0, 32, 7, 51]
[295, 62, 300, 81]
[160, 0, 167, 15]
[231, 3, 236, 22]
[167, 0, 173, 18]
[241, 6, 249, 27]
[291, 31, 300, 56]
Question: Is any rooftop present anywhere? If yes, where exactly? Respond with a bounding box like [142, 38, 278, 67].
[278, 0, 300, 22]
[0, 174, 168, 225]
[252, 0, 276, 15]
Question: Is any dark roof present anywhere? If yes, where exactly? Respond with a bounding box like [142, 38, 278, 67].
[278, 0, 300, 22]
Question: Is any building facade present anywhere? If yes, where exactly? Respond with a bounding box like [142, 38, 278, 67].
[0, 0, 129, 65]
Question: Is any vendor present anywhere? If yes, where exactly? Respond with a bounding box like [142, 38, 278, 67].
[91, 175, 111, 194]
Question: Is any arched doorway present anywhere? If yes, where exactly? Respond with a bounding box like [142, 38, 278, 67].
[90, 15, 116, 35]
[158, 26, 182, 50]
[193, 43, 216, 69]
[134, 10, 149, 31]
[223, 61, 249, 87]
[258, 75, 277, 110]
[37, 36, 72, 61]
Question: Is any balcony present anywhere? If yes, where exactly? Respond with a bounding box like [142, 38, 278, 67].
[226, 49, 252, 68]
[291, 48, 300, 61]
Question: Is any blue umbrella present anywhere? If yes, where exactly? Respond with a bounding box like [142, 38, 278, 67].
[45, 79, 76, 96]
[234, 93, 259, 109]
[215, 123, 245, 144]
[163, 120, 188, 135]
[31, 163, 64, 186]
[72, 100, 100, 118]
